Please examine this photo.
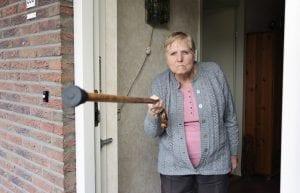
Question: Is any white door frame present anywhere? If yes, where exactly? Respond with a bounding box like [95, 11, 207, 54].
[74, 0, 96, 193]
[281, 0, 300, 193]
[74, 0, 118, 193]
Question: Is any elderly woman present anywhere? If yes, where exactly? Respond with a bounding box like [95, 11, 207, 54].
[144, 31, 239, 193]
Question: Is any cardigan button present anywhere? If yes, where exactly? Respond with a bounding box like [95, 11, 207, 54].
[201, 119, 206, 124]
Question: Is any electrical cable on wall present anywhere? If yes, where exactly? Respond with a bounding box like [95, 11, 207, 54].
[118, 28, 154, 116]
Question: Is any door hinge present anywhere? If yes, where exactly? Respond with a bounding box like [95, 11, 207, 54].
[101, 138, 113, 148]
[94, 90, 100, 127]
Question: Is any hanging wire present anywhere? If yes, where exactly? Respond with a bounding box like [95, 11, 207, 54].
[118, 28, 154, 114]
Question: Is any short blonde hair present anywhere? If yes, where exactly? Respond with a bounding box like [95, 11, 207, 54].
[164, 31, 195, 52]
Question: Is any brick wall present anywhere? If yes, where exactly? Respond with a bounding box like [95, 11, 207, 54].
[0, 0, 75, 192]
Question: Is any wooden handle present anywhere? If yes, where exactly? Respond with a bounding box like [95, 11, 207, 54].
[87, 92, 159, 104]
[63, 85, 168, 129]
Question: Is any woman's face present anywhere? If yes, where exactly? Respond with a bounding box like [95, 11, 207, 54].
[165, 39, 195, 78]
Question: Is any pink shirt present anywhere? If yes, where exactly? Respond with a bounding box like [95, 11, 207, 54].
[180, 88, 201, 167]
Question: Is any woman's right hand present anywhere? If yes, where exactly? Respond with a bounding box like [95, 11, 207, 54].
[148, 95, 164, 118]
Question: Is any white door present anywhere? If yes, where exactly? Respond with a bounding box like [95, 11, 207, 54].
[94, 0, 118, 193]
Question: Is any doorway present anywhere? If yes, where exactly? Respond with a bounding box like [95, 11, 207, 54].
[243, 0, 284, 178]
[202, 0, 285, 188]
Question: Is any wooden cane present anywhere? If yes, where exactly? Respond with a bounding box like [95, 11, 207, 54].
[63, 85, 168, 129]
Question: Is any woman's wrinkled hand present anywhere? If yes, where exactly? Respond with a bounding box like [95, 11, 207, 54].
[231, 155, 238, 174]
[148, 95, 164, 118]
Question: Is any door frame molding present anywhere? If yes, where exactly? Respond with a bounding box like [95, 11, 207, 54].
[74, 0, 118, 193]
[281, 0, 300, 193]
[74, 0, 96, 193]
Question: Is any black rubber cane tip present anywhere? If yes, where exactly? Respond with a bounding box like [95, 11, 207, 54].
[62, 85, 88, 107]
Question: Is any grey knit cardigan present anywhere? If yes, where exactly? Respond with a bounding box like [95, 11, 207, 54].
[144, 62, 239, 175]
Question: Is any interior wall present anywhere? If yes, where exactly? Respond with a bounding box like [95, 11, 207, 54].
[245, 0, 284, 33]
[117, 0, 200, 193]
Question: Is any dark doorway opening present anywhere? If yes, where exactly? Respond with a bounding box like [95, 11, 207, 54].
[202, 0, 285, 193]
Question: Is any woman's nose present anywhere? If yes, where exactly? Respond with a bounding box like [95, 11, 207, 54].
[176, 53, 183, 61]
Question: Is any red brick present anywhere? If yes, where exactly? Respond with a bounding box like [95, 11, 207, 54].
[0, 18, 11, 28]
[64, 133, 76, 148]
[1, 4, 17, 17]
[46, 98, 63, 110]
[22, 139, 42, 153]
[0, 0, 9, 7]
[42, 146, 63, 162]
[61, 5, 73, 16]
[39, 18, 61, 32]
[64, 161, 75, 173]
[39, 122, 63, 135]
[17, 23, 39, 36]
[0, 62, 10, 70]
[18, 48, 36, 58]
[43, 170, 64, 188]
[11, 37, 29, 47]
[10, 61, 28, 70]
[49, 59, 62, 70]
[11, 14, 26, 25]
[38, 0, 60, 7]
[29, 60, 50, 70]
[61, 46, 73, 55]
[17, 2, 26, 13]
[20, 72, 39, 81]
[3, 28, 17, 38]
[6, 72, 20, 80]
[37, 4, 60, 18]
[20, 95, 40, 106]
[0, 174, 24, 193]
[32, 176, 53, 192]
[1, 92, 21, 102]
[9, 0, 19, 4]
[37, 46, 61, 57]
[50, 160, 64, 174]
[40, 72, 62, 83]
[30, 107, 52, 120]
[0, 39, 11, 48]
[2, 50, 18, 59]
[28, 84, 61, 97]
[29, 130, 51, 144]
[13, 83, 29, 92]
[23, 161, 43, 176]
[6, 132, 22, 145]
[0, 71, 6, 79]
[29, 33, 61, 46]
[64, 149, 75, 162]
[0, 130, 7, 140]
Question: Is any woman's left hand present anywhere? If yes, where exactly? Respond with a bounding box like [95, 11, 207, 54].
[148, 95, 164, 118]
[230, 155, 238, 174]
